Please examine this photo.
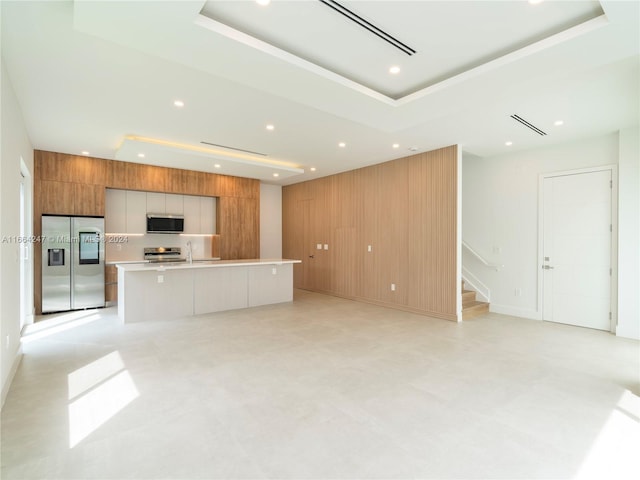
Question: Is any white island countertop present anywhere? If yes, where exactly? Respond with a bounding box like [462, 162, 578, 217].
[116, 258, 300, 272]
[117, 258, 301, 322]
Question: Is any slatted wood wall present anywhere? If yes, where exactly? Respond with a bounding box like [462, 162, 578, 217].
[282, 145, 459, 321]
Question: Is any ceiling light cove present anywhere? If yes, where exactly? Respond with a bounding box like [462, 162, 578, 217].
[116, 136, 304, 182]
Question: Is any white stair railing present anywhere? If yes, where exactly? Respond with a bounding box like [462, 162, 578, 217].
[462, 241, 503, 271]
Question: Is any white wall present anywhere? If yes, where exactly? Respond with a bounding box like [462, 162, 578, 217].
[1, 58, 33, 406]
[259, 183, 282, 258]
[617, 127, 640, 339]
[462, 133, 622, 323]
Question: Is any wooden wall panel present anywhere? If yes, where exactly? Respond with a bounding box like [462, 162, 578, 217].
[282, 145, 459, 321]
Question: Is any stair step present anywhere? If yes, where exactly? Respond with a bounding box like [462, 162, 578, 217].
[462, 301, 489, 320]
[462, 290, 476, 305]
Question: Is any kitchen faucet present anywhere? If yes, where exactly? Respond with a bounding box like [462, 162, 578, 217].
[186, 240, 193, 264]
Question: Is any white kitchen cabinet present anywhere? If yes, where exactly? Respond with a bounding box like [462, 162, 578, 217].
[201, 197, 216, 234]
[105, 189, 126, 233]
[146, 192, 165, 214]
[165, 194, 184, 215]
[126, 190, 147, 234]
[183, 195, 200, 234]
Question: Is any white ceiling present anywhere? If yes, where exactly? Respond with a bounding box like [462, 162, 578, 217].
[1, 0, 638, 186]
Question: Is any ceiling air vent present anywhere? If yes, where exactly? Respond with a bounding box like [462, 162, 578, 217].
[318, 0, 416, 56]
[510, 114, 547, 136]
[200, 141, 268, 156]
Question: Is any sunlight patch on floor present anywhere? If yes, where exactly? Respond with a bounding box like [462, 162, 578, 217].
[22, 311, 102, 344]
[575, 390, 640, 479]
[68, 351, 139, 448]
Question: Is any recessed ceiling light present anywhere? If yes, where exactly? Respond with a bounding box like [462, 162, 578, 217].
[273, 173, 279, 177]
[81, 151, 90, 155]
[266, 124, 275, 131]
[505, 141, 513, 146]
[173, 100, 184, 107]
[392, 143, 400, 149]
[554, 120, 564, 126]
[389, 66, 401, 74]
[137, 153, 145, 158]
[310, 167, 316, 172]
[256, 0, 271, 5]
[214, 164, 221, 168]
[338, 142, 346, 148]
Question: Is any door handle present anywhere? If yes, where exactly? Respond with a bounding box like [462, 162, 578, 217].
[309, 255, 314, 259]
[542, 265, 554, 270]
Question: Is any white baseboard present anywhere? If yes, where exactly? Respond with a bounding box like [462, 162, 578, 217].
[490, 303, 541, 320]
[1, 347, 23, 409]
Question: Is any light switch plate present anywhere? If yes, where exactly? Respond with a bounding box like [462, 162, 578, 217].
[324, 244, 329, 250]
[317, 244, 322, 250]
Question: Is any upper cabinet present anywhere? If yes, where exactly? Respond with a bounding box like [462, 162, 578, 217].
[165, 194, 184, 215]
[105, 189, 147, 234]
[106, 189, 215, 234]
[147, 192, 184, 215]
[183, 195, 216, 234]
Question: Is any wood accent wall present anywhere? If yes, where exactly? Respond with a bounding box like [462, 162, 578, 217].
[282, 145, 459, 321]
[34, 150, 260, 314]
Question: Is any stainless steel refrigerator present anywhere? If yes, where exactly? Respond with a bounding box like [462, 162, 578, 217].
[41, 215, 105, 313]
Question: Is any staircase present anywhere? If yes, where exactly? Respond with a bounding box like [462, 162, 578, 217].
[462, 281, 489, 320]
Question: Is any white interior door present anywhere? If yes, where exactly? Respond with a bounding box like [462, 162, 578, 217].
[542, 170, 612, 330]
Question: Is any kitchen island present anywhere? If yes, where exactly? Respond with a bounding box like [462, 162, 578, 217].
[117, 259, 300, 323]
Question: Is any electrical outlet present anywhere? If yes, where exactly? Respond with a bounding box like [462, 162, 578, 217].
[157, 275, 164, 284]
[5, 335, 10, 348]
[391, 283, 396, 291]
[514, 288, 522, 297]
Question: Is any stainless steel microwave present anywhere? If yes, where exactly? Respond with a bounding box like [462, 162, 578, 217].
[146, 214, 184, 233]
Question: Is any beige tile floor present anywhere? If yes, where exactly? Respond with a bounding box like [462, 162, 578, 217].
[1, 289, 639, 479]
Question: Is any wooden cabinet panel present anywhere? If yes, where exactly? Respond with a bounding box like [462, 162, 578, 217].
[218, 196, 259, 259]
[74, 183, 105, 216]
[107, 160, 128, 189]
[40, 180, 74, 215]
[180, 170, 205, 195]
